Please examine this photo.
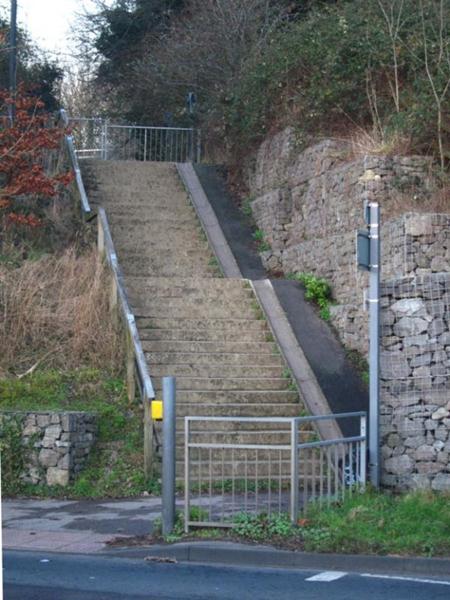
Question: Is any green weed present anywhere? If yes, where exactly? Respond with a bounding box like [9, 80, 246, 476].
[290, 272, 333, 321]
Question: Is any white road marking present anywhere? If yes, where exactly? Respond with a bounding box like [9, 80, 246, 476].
[306, 571, 347, 582]
[361, 573, 450, 587]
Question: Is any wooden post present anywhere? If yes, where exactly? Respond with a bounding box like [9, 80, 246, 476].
[109, 276, 119, 330]
[98, 216, 105, 258]
[126, 331, 136, 406]
[143, 398, 153, 480]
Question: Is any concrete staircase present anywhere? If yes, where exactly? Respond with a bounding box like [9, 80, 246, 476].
[81, 160, 303, 470]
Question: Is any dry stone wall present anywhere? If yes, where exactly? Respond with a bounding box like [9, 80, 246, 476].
[247, 128, 438, 355]
[1, 411, 96, 486]
[380, 274, 450, 491]
[247, 128, 450, 490]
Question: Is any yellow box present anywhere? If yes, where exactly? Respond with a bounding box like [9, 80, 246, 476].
[151, 400, 163, 421]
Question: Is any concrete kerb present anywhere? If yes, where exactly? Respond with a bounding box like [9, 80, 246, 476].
[176, 162, 340, 441]
[104, 541, 450, 579]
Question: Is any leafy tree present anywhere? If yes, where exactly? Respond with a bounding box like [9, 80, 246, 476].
[0, 15, 62, 111]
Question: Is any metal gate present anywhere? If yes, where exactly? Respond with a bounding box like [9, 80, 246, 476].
[184, 413, 367, 532]
[68, 117, 201, 163]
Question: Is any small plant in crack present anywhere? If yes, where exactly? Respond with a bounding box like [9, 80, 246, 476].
[252, 229, 271, 253]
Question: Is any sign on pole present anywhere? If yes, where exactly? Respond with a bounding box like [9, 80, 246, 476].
[356, 201, 380, 488]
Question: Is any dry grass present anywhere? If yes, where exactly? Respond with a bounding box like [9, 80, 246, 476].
[385, 184, 450, 219]
[0, 247, 124, 376]
[340, 127, 413, 160]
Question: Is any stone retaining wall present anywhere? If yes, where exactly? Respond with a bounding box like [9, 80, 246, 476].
[247, 129, 447, 355]
[380, 274, 450, 491]
[246, 129, 450, 490]
[0, 411, 96, 486]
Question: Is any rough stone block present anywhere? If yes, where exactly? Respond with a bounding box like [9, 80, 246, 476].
[384, 454, 414, 475]
[430, 474, 450, 491]
[38, 448, 58, 468]
[46, 467, 69, 487]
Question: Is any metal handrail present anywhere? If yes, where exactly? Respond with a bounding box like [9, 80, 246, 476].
[97, 207, 155, 403]
[67, 115, 201, 163]
[59, 108, 154, 401]
[59, 109, 91, 215]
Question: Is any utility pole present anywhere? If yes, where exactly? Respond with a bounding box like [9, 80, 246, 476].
[8, 0, 18, 124]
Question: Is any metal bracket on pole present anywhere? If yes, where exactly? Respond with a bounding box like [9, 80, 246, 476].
[162, 377, 176, 537]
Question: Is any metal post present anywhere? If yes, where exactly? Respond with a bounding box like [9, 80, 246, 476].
[359, 415, 367, 490]
[196, 129, 202, 164]
[162, 376, 176, 537]
[290, 419, 299, 523]
[8, 0, 17, 124]
[368, 202, 380, 488]
[184, 418, 190, 533]
[0, 455, 3, 595]
[101, 120, 109, 160]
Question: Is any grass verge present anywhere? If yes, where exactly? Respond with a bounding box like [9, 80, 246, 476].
[110, 489, 450, 558]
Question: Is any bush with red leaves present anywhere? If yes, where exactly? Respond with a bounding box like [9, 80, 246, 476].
[0, 86, 73, 232]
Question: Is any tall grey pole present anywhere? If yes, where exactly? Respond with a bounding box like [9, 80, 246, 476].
[8, 0, 18, 124]
[368, 202, 380, 488]
[162, 376, 176, 536]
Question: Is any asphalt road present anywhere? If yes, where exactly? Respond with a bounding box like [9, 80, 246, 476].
[4, 550, 450, 600]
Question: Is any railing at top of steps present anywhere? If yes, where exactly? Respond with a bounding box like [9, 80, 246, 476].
[59, 109, 157, 477]
[67, 115, 201, 163]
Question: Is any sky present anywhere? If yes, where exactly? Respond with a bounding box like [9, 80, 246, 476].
[12, 0, 103, 63]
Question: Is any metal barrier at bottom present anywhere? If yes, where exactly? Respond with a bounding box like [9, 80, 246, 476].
[184, 413, 366, 532]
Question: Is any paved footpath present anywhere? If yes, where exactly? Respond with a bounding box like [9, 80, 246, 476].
[2, 497, 163, 553]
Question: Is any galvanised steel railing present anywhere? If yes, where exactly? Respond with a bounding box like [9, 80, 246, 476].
[69, 117, 201, 163]
[59, 109, 157, 477]
[184, 412, 366, 532]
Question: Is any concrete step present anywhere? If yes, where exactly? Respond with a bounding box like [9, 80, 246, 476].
[167, 390, 299, 404]
[139, 328, 269, 343]
[104, 206, 197, 219]
[152, 377, 292, 392]
[175, 403, 300, 417]
[110, 223, 204, 238]
[132, 295, 258, 314]
[125, 277, 252, 298]
[137, 317, 268, 332]
[141, 340, 278, 354]
[149, 364, 284, 378]
[122, 260, 215, 279]
[146, 352, 285, 367]
[175, 430, 292, 445]
[173, 419, 302, 432]
[134, 304, 259, 320]
[116, 240, 210, 255]
[125, 268, 217, 279]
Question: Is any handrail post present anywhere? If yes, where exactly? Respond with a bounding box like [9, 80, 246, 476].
[290, 419, 299, 523]
[126, 330, 136, 406]
[102, 119, 109, 160]
[97, 213, 105, 258]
